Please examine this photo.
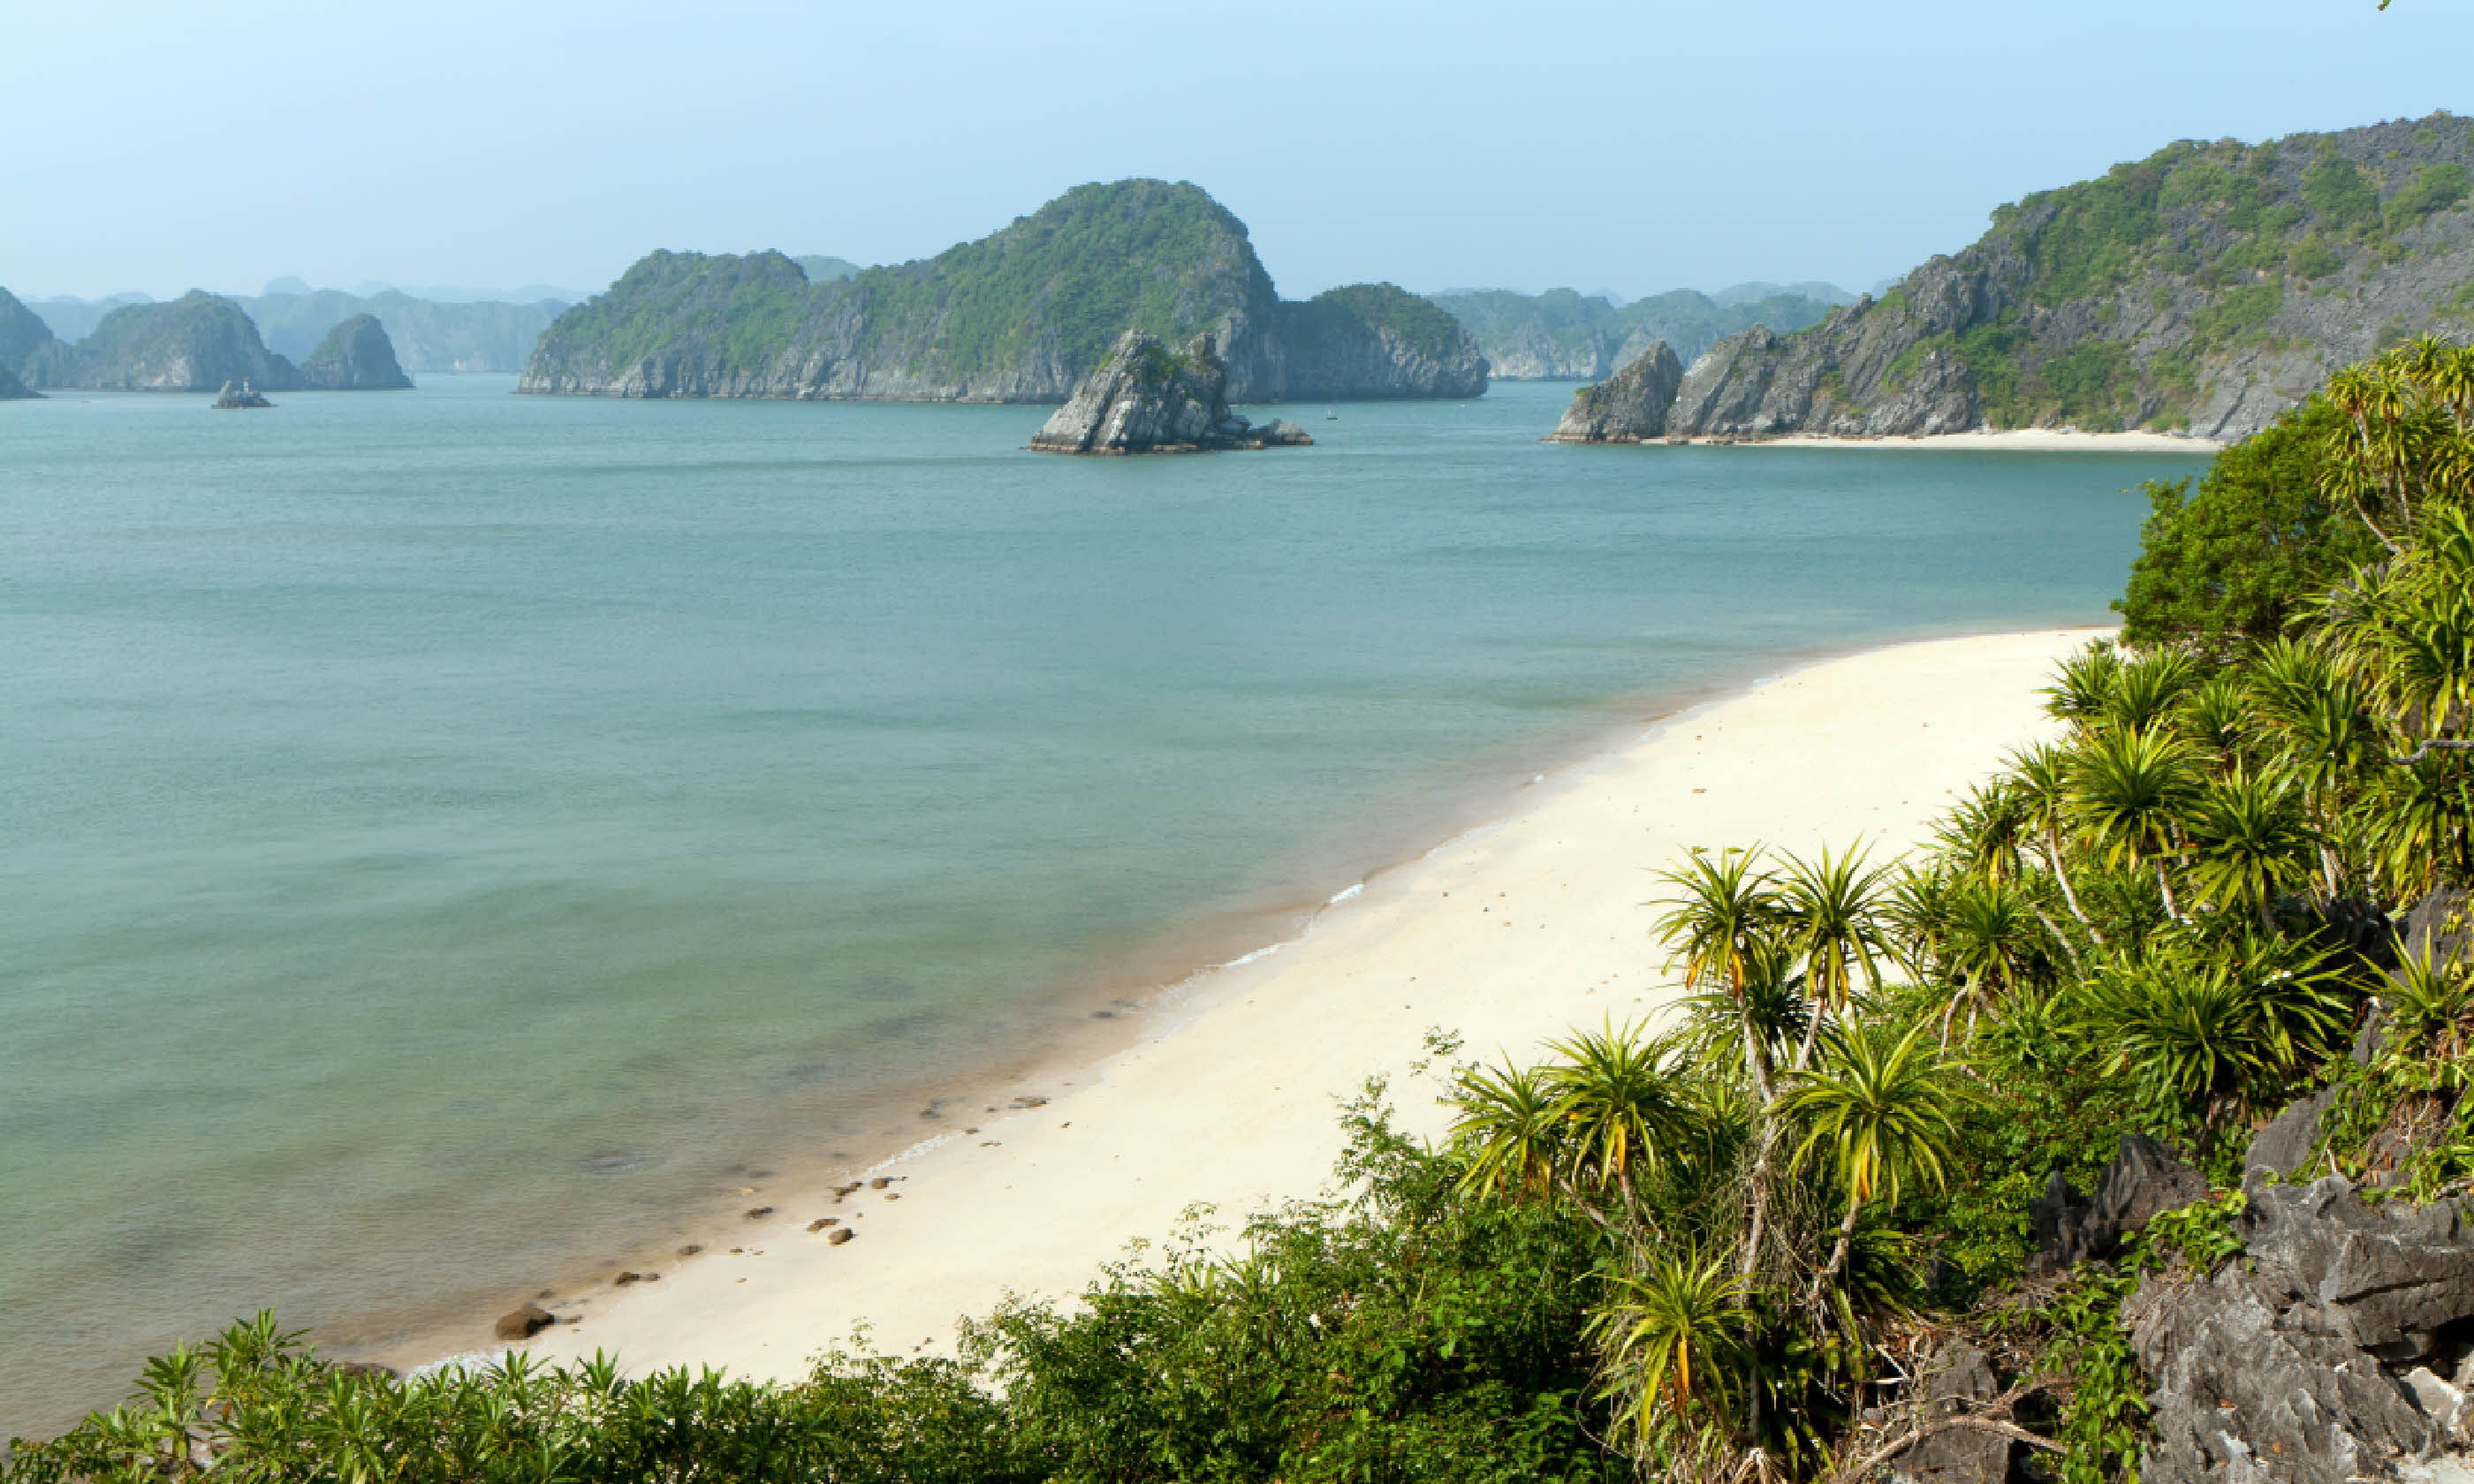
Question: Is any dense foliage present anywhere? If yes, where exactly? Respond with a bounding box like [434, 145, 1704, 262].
[2121, 337, 2474, 647]
[17, 340, 2474, 1482]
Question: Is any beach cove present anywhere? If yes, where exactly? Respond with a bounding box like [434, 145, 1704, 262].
[0, 376, 2198, 1432]
[489, 627, 2093, 1382]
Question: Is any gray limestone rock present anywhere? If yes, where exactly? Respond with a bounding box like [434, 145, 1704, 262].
[2031, 1135, 2211, 1275]
[2129, 1174, 2474, 1484]
[1890, 1343, 2014, 1484]
[0, 361, 37, 401]
[296, 314, 413, 390]
[1546, 342, 1685, 443]
[1029, 330, 1309, 455]
[2250, 1086, 2344, 1178]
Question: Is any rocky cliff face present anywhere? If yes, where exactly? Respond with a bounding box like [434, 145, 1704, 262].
[0, 362, 38, 400]
[1546, 342, 1685, 442]
[297, 314, 413, 390]
[0, 286, 57, 375]
[1652, 112, 2474, 442]
[1029, 329, 1311, 453]
[19, 292, 302, 392]
[521, 180, 1486, 405]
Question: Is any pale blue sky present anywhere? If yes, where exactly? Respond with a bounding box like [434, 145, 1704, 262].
[5, 0, 2468, 304]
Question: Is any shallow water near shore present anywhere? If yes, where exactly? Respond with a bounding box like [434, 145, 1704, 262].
[0, 376, 2202, 1432]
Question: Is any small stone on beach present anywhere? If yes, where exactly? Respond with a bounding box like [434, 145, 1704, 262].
[679, 1245, 703, 1256]
[494, 1306, 557, 1341]
[829, 1228, 855, 1246]
[808, 1217, 839, 1230]
[746, 1206, 774, 1219]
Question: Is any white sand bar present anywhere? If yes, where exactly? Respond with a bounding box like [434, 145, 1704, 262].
[501, 628, 2095, 1379]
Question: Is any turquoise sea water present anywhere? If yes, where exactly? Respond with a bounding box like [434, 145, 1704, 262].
[0, 376, 2205, 1430]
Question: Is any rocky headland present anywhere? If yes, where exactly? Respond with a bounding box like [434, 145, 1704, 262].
[1028, 329, 1310, 454]
[297, 314, 413, 390]
[0, 362, 38, 400]
[1544, 342, 1684, 443]
[1552, 113, 2474, 443]
[520, 179, 1489, 405]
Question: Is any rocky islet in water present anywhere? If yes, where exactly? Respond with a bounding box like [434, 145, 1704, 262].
[1029, 329, 1311, 455]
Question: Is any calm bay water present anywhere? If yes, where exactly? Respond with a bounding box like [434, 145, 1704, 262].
[0, 376, 2204, 1430]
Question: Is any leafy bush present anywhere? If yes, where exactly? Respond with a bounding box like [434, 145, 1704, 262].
[2115, 397, 2374, 647]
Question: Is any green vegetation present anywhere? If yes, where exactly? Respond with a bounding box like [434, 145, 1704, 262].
[2303, 155, 2383, 231]
[1312, 283, 1466, 363]
[2389, 163, 2471, 231]
[850, 179, 1273, 379]
[19, 340, 2474, 1484]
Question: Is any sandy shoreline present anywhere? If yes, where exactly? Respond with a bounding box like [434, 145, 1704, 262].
[393, 626, 2099, 1383]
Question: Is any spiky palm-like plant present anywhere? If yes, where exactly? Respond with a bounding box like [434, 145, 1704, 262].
[2043, 645, 2122, 730]
[2069, 727, 2202, 919]
[1778, 843, 1893, 1071]
[1778, 1023, 1968, 1303]
[1588, 1248, 1754, 1482]
[2103, 648, 2206, 737]
[1446, 1058, 1565, 1203]
[2183, 768, 2319, 928]
[1544, 1021, 1697, 1203]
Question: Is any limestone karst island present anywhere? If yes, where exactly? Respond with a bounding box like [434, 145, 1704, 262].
[10, 5, 2474, 1479]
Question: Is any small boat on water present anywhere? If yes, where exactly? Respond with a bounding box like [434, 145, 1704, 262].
[1324, 408, 1337, 420]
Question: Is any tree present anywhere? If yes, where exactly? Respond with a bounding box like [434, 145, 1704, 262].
[2182, 768, 2319, 928]
[1778, 1023, 1967, 1304]
[2114, 397, 2379, 649]
[1778, 844, 1893, 1071]
[2068, 728, 2203, 918]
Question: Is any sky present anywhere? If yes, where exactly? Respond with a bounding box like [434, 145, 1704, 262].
[4, 0, 2470, 306]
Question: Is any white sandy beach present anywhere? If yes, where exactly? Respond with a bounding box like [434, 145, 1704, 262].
[460, 627, 2098, 1382]
[1754, 428, 2221, 453]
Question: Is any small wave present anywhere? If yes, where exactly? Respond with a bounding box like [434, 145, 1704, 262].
[1326, 883, 1363, 905]
[1221, 943, 1284, 970]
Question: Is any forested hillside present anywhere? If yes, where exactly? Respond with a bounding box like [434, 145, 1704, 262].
[1661, 113, 2474, 439]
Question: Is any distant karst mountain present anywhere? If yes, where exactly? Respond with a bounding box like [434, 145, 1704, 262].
[520, 179, 1489, 403]
[297, 314, 414, 390]
[6, 288, 414, 393]
[1637, 112, 2474, 443]
[0, 363, 37, 401]
[28, 287, 568, 373]
[1424, 286, 1846, 381]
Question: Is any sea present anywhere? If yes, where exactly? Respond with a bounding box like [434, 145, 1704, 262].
[0, 375, 2208, 1433]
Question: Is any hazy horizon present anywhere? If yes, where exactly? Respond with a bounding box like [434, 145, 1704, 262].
[5, 0, 2468, 305]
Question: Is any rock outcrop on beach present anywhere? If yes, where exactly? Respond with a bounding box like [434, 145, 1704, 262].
[20, 291, 303, 392]
[296, 314, 413, 390]
[1546, 342, 1685, 443]
[520, 179, 1489, 405]
[1030, 329, 1312, 454]
[1567, 113, 2474, 443]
